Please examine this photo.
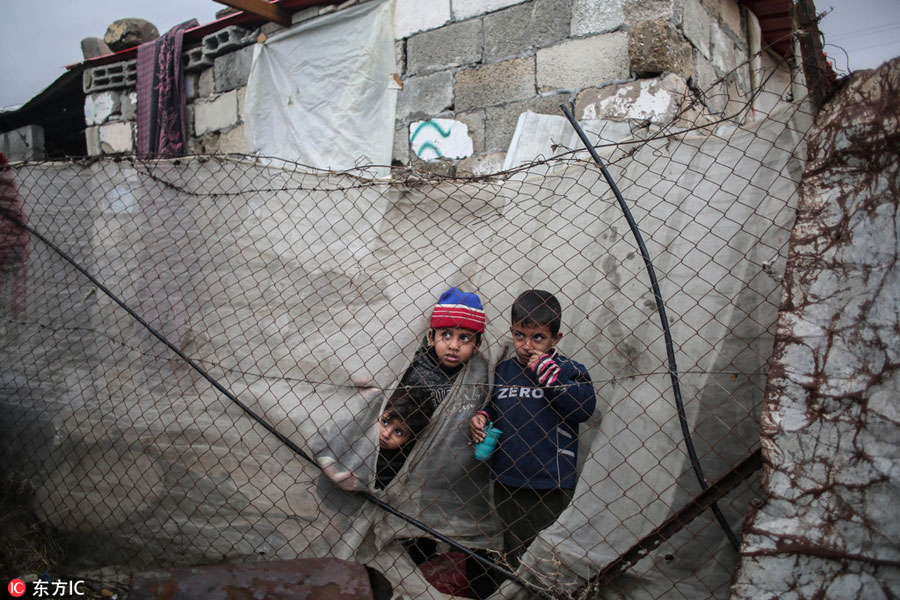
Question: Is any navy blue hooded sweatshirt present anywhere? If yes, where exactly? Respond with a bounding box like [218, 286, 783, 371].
[483, 352, 595, 489]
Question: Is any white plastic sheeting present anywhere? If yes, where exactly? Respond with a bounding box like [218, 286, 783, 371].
[0, 103, 813, 599]
[243, 0, 397, 175]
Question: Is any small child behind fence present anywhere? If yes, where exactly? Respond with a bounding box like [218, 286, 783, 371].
[320, 286, 488, 490]
[470, 289, 596, 568]
[375, 385, 433, 490]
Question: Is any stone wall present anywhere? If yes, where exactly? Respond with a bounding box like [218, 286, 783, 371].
[81, 0, 771, 174]
[731, 57, 900, 600]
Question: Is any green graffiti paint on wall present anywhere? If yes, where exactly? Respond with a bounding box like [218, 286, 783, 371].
[410, 120, 452, 159]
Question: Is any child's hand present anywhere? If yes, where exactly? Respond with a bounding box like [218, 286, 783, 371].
[530, 352, 561, 386]
[322, 463, 363, 491]
[470, 413, 488, 442]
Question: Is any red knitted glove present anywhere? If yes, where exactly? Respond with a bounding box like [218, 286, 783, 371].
[531, 352, 560, 386]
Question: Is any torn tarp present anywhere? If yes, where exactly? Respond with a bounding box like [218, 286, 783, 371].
[243, 0, 397, 176]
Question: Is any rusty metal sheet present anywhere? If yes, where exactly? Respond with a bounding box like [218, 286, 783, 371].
[128, 557, 381, 600]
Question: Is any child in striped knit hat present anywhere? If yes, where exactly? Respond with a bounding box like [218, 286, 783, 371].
[320, 287, 487, 491]
[318, 287, 500, 595]
[394, 286, 487, 415]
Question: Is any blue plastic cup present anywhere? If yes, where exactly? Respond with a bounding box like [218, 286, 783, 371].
[474, 423, 502, 461]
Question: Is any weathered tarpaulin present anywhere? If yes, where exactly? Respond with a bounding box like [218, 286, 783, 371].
[0, 97, 811, 598]
[243, 0, 397, 175]
[732, 58, 900, 600]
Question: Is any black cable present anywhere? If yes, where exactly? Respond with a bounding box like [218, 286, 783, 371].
[559, 104, 741, 551]
[0, 204, 550, 598]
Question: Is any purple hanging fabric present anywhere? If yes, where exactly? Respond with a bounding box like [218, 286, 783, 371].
[136, 19, 198, 157]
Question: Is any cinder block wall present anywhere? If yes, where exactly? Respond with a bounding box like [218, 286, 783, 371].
[82, 0, 759, 174]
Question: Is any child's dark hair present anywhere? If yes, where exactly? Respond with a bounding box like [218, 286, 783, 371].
[383, 385, 433, 438]
[510, 289, 562, 336]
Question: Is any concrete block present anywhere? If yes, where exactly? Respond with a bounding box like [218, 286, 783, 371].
[536, 32, 630, 93]
[483, 0, 570, 63]
[186, 104, 195, 139]
[85, 126, 101, 157]
[318, 3, 338, 16]
[456, 152, 507, 177]
[396, 71, 454, 121]
[236, 87, 247, 121]
[720, 0, 743, 41]
[395, 39, 406, 77]
[455, 57, 535, 111]
[409, 154, 456, 177]
[407, 19, 482, 76]
[195, 132, 219, 154]
[484, 92, 569, 152]
[202, 26, 255, 59]
[184, 46, 213, 73]
[453, 0, 527, 20]
[409, 118, 474, 161]
[214, 45, 254, 93]
[98, 122, 134, 154]
[0, 125, 45, 162]
[455, 110, 485, 153]
[199, 68, 215, 98]
[693, 55, 726, 113]
[195, 90, 240, 135]
[122, 92, 138, 121]
[187, 132, 204, 155]
[260, 22, 284, 37]
[185, 73, 200, 102]
[712, 22, 737, 73]
[395, 0, 451, 39]
[337, 0, 362, 11]
[624, 0, 673, 23]
[218, 125, 249, 154]
[392, 124, 410, 165]
[571, 0, 624, 36]
[629, 19, 693, 79]
[575, 73, 690, 124]
[84, 91, 121, 126]
[83, 60, 137, 94]
[682, 0, 711, 59]
[291, 7, 321, 25]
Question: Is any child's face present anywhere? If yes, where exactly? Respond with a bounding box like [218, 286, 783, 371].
[511, 322, 562, 365]
[429, 327, 479, 369]
[379, 412, 413, 450]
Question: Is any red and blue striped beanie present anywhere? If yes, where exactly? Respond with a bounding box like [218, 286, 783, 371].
[430, 287, 485, 333]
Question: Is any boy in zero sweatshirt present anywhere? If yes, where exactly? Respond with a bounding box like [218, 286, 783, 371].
[470, 289, 596, 568]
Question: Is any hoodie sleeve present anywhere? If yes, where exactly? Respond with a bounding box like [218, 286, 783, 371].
[544, 357, 596, 424]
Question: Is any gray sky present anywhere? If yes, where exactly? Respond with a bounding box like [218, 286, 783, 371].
[1, 0, 899, 108]
[819, 0, 900, 75]
[0, 1, 221, 108]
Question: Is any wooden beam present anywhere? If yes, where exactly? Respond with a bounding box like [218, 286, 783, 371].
[794, 0, 836, 109]
[213, 0, 293, 27]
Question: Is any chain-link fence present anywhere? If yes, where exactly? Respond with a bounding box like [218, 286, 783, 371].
[0, 59, 816, 599]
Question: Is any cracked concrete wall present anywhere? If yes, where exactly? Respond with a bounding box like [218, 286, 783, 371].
[731, 57, 900, 599]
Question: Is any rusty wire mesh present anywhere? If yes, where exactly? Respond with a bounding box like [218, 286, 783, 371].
[0, 59, 816, 600]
